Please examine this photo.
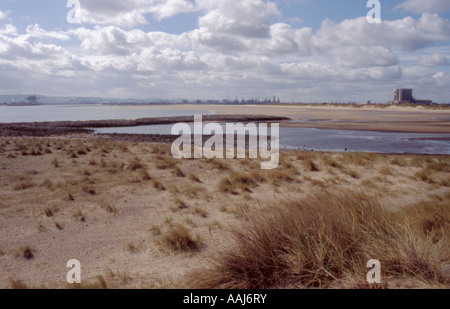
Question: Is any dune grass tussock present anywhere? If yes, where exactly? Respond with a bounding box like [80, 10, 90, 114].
[266, 170, 296, 186]
[186, 190, 448, 289]
[127, 157, 145, 171]
[15, 246, 35, 260]
[207, 159, 230, 171]
[393, 199, 449, 244]
[14, 181, 35, 191]
[158, 225, 204, 254]
[154, 155, 178, 170]
[219, 171, 259, 194]
[303, 158, 320, 172]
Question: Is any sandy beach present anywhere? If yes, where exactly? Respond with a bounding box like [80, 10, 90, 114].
[157, 104, 450, 133]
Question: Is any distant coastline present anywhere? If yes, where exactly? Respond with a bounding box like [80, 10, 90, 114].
[2, 103, 43, 107]
[1, 101, 450, 110]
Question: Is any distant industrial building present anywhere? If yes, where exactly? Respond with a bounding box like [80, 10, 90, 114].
[394, 89, 413, 103]
[392, 89, 432, 105]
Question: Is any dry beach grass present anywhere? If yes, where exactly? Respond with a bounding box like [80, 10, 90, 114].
[0, 136, 448, 289]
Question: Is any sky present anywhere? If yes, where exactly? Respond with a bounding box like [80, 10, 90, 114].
[0, 0, 450, 103]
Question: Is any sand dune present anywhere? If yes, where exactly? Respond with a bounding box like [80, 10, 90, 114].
[0, 136, 448, 288]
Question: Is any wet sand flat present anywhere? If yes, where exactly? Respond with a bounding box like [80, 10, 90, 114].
[158, 104, 450, 133]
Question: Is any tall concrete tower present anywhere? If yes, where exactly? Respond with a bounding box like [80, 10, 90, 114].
[394, 89, 413, 103]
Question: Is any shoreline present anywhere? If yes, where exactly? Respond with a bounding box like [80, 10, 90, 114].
[1, 109, 449, 156]
[279, 121, 450, 134]
[160, 104, 450, 134]
[2, 133, 448, 157]
[2, 104, 450, 134]
[0, 114, 289, 137]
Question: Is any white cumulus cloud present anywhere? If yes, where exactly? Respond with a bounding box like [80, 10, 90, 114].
[418, 53, 449, 67]
[396, 0, 450, 14]
[79, 0, 196, 26]
[1, 1, 450, 103]
[197, 0, 280, 38]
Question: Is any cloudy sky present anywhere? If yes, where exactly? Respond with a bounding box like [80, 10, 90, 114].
[0, 0, 450, 103]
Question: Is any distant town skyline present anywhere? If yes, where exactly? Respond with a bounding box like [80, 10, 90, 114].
[1, 0, 450, 103]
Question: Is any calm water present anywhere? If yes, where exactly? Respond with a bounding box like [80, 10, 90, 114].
[96, 124, 450, 155]
[1, 105, 449, 155]
[0, 105, 214, 123]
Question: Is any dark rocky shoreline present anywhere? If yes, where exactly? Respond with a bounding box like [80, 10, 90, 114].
[0, 115, 289, 138]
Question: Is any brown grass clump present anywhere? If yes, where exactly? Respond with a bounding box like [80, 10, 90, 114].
[207, 159, 230, 171]
[339, 152, 377, 166]
[82, 186, 97, 196]
[139, 169, 152, 181]
[174, 198, 189, 210]
[440, 177, 450, 187]
[322, 156, 342, 169]
[101, 160, 124, 174]
[125, 243, 142, 254]
[343, 168, 360, 179]
[14, 181, 35, 191]
[154, 155, 177, 170]
[149, 144, 171, 155]
[393, 199, 449, 244]
[415, 168, 435, 184]
[73, 210, 86, 222]
[76, 146, 90, 156]
[380, 166, 394, 176]
[158, 225, 204, 253]
[219, 172, 258, 194]
[17, 246, 35, 260]
[303, 158, 320, 172]
[188, 173, 202, 183]
[9, 278, 28, 289]
[52, 158, 60, 168]
[192, 207, 208, 219]
[152, 179, 166, 191]
[44, 204, 59, 217]
[186, 190, 448, 289]
[391, 157, 408, 167]
[127, 157, 145, 171]
[100, 203, 118, 214]
[172, 166, 186, 178]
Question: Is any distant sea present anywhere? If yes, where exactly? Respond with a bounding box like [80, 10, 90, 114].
[0, 104, 214, 123]
[1, 104, 449, 155]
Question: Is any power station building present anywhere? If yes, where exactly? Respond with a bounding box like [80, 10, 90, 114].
[394, 89, 413, 103]
[392, 89, 433, 105]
